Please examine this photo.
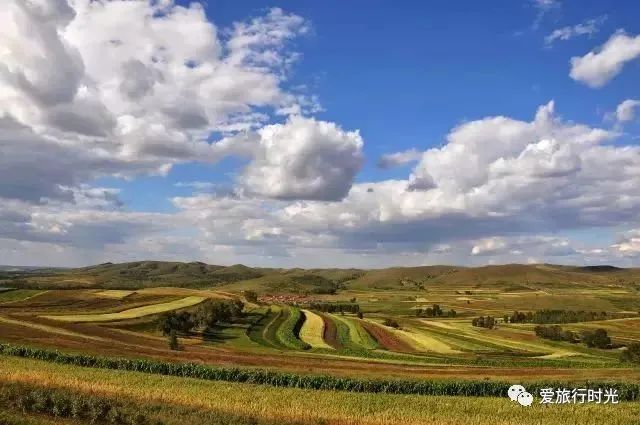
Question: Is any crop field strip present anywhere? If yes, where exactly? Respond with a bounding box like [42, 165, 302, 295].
[332, 315, 378, 350]
[40, 296, 207, 322]
[299, 310, 334, 350]
[359, 320, 416, 353]
[0, 312, 640, 380]
[318, 312, 341, 349]
[1, 354, 640, 425]
[2, 345, 640, 400]
[276, 307, 310, 350]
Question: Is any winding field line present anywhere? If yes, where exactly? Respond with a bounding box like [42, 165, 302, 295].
[299, 310, 334, 350]
[41, 296, 206, 323]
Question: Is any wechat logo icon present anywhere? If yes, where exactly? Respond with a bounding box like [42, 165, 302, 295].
[508, 384, 533, 407]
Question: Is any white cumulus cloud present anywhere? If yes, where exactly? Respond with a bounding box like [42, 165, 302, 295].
[570, 30, 640, 88]
[615, 99, 640, 123]
[241, 116, 364, 201]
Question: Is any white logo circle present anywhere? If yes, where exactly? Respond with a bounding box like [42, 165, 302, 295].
[508, 384, 526, 402]
[517, 391, 534, 407]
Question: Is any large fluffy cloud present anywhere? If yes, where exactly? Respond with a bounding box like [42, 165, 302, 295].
[570, 31, 640, 88]
[247, 102, 640, 256]
[0, 0, 317, 204]
[241, 116, 364, 201]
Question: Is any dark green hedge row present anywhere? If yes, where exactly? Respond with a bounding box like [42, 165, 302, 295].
[1, 343, 638, 400]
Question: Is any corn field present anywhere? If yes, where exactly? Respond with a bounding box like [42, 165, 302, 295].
[1, 343, 638, 400]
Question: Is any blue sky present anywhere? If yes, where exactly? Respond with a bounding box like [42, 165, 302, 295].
[2, 0, 640, 267]
[112, 0, 640, 211]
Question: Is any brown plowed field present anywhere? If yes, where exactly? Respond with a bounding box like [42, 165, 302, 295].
[319, 313, 340, 349]
[359, 321, 415, 353]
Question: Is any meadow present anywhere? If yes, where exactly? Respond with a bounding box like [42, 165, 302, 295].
[0, 262, 639, 424]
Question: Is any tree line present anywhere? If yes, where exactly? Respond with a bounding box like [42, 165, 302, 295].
[505, 309, 611, 324]
[471, 316, 496, 329]
[415, 304, 457, 318]
[534, 325, 612, 349]
[160, 299, 244, 337]
[306, 302, 360, 314]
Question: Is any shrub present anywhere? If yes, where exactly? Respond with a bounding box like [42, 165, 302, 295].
[244, 290, 258, 303]
[382, 318, 399, 328]
[621, 342, 640, 364]
[581, 329, 611, 349]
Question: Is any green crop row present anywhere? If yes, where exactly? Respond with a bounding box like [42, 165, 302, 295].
[1, 343, 639, 400]
[276, 307, 310, 350]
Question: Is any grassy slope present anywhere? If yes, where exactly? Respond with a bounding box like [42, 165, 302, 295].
[4, 261, 640, 294]
[1, 355, 638, 425]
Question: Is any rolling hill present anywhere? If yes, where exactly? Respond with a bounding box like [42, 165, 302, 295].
[1, 261, 639, 293]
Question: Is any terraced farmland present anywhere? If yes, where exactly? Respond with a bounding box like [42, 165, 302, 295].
[2, 262, 640, 424]
[41, 296, 207, 322]
[299, 310, 334, 349]
[275, 307, 310, 350]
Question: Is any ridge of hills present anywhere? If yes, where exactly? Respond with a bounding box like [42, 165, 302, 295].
[0, 260, 639, 293]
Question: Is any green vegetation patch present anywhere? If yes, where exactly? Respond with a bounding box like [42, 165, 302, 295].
[0, 290, 46, 304]
[276, 307, 310, 350]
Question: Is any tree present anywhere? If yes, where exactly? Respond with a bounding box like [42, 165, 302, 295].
[620, 342, 640, 364]
[581, 329, 611, 349]
[168, 330, 180, 350]
[244, 290, 258, 303]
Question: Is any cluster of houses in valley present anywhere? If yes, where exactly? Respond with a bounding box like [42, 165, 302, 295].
[258, 294, 313, 305]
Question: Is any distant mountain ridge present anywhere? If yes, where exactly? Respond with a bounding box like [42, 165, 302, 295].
[0, 261, 638, 292]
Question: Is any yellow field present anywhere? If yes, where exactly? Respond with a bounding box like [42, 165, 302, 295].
[0, 356, 637, 425]
[41, 296, 207, 323]
[396, 327, 462, 354]
[95, 290, 135, 299]
[299, 310, 333, 349]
